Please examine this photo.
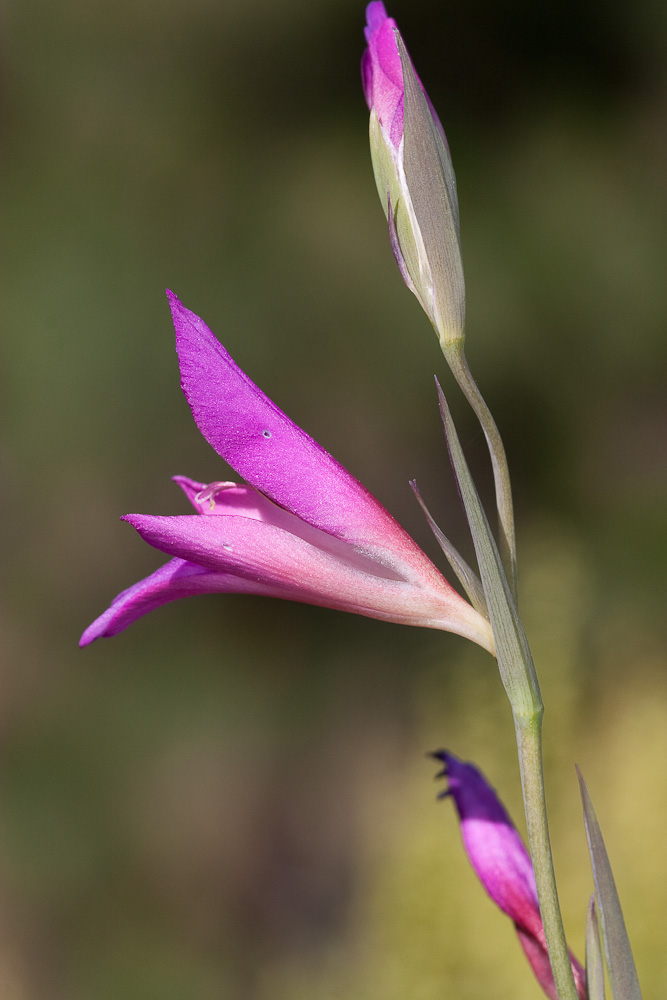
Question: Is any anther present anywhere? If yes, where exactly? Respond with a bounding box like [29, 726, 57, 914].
[194, 481, 237, 511]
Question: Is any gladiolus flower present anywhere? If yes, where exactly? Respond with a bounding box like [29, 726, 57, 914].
[433, 751, 586, 1000]
[362, 2, 465, 347]
[80, 293, 494, 651]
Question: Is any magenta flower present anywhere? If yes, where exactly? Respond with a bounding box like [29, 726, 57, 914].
[434, 751, 587, 1000]
[80, 293, 494, 650]
[362, 3, 465, 347]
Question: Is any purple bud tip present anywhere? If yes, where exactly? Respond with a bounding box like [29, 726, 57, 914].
[362, 2, 404, 149]
[434, 750, 515, 826]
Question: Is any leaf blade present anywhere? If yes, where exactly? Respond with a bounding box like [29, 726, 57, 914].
[586, 895, 606, 1000]
[577, 769, 642, 1000]
[436, 379, 541, 718]
[409, 479, 488, 618]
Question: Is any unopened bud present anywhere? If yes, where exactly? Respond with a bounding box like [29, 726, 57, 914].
[362, 2, 465, 346]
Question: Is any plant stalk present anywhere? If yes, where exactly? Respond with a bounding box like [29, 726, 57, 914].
[444, 341, 518, 601]
[437, 367, 575, 997]
[514, 710, 579, 1000]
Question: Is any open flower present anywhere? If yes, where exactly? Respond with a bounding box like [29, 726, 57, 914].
[80, 293, 494, 650]
[362, 2, 465, 347]
[433, 751, 587, 1000]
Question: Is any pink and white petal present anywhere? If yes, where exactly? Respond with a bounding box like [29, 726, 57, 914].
[79, 557, 280, 645]
[172, 475, 406, 580]
[123, 512, 495, 649]
[167, 292, 444, 587]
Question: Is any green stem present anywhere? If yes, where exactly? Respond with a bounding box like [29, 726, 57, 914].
[514, 711, 579, 1000]
[437, 362, 575, 996]
[444, 341, 518, 601]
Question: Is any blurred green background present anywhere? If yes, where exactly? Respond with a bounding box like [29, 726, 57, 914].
[4, 0, 667, 997]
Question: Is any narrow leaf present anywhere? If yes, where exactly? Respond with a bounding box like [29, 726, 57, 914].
[436, 380, 541, 718]
[586, 895, 606, 1000]
[409, 479, 488, 618]
[577, 769, 642, 1000]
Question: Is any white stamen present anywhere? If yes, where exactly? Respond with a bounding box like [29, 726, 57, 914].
[194, 481, 237, 511]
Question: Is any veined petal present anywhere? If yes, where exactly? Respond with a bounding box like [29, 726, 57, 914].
[168, 291, 450, 589]
[122, 512, 494, 648]
[79, 557, 282, 646]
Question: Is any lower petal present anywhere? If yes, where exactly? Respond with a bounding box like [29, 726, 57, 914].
[119, 513, 493, 649]
[79, 557, 279, 645]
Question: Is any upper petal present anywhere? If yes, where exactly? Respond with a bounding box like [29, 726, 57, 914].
[167, 291, 449, 589]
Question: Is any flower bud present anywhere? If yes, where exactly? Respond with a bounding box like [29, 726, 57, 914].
[362, 2, 465, 346]
[434, 751, 587, 1000]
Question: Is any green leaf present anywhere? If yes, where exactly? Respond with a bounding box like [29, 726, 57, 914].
[436, 380, 541, 718]
[577, 769, 642, 1000]
[409, 479, 488, 618]
[586, 895, 606, 1000]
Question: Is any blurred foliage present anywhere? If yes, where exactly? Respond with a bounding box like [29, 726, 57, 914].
[3, 0, 667, 997]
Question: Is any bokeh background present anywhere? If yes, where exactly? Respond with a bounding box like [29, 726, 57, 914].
[4, 0, 667, 997]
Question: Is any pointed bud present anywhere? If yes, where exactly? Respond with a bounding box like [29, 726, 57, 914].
[434, 751, 587, 1000]
[362, 3, 465, 347]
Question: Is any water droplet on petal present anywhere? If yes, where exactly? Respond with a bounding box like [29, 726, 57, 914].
[262, 429, 272, 439]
